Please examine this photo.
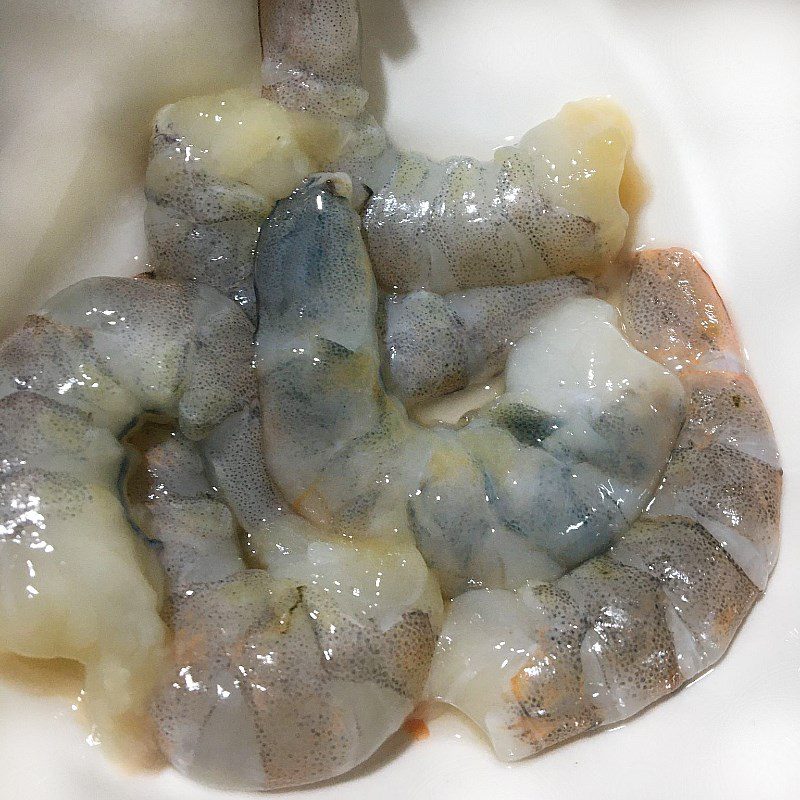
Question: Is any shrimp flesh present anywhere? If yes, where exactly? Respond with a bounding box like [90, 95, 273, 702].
[145, 2, 633, 311]
[256, 175, 684, 599]
[0, 276, 253, 757]
[0, 272, 441, 788]
[260, 0, 633, 293]
[425, 248, 780, 758]
[0, 0, 782, 789]
[126, 424, 441, 790]
[382, 275, 591, 403]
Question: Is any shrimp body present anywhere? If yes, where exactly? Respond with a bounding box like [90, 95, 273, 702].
[382, 275, 591, 403]
[127, 427, 440, 790]
[0, 271, 441, 787]
[260, 1, 633, 293]
[256, 176, 684, 598]
[0, 277, 253, 756]
[0, 0, 781, 788]
[145, 89, 345, 319]
[425, 249, 780, 758]
[147, 4, 634, 306]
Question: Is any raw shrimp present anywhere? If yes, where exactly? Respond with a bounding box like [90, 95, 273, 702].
[382, 275, 591, 403]
[0, 1, 782, 789]
[145, 88, 344, 319]
[426, 248, 781, 759]
[0, 276, 254, 757]
[256, 175, 684, 600]
[126, 424, 441, 791]
[0, 271, 441, 788]
[144, 88, 613, 394]
[260, 0, 633, 293]
[145, 2, 633, 315]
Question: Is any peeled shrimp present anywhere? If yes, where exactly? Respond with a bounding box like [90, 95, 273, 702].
[426, 248, 780, 758]
[382, 275, 591, 403]
[0, 0, 782, 790]
[260, 0, 633, 293]
[0, 272, 441, 788]
[126, 424, 441, 790]
[256, 175, 684, 600]
[0, 276, 253, 756]
[145, 2, 633, 314]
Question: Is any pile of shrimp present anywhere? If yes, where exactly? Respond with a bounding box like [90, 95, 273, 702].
[0, 0, 781, 791]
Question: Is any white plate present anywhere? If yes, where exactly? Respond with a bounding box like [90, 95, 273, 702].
[1, 1, 799, 798]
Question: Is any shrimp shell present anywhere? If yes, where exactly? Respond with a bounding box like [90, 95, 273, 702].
[259, 0, 633, 293]
[426, 248, 780, 758]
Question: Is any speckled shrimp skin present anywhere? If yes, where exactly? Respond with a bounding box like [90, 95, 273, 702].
[0, 277, 254, 756]
[146, 3, 633, 309]
[259, 0, 633, 294]
[427, 248, 780, 759]
[382, 276, 592, 402]
[0, 1, 783, 792]
[260, 0, 366, 117]
[126, 426, 441, 791]
[256, 176, 685, 598]
[0, 269, 441, 789]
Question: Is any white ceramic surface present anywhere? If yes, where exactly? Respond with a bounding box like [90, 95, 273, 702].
[1, 1, 799, 798]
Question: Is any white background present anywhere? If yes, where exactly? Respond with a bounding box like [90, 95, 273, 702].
[1, 1, 798, 797]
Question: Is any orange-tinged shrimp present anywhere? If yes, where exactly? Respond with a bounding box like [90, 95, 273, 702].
[427, 248, 779, 758]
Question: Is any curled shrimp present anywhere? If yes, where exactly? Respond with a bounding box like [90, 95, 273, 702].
[0, 269, 441, 789]
[426, 248, 781, 758]
[0, 0, 782, 790]
[255, 175, 780, 756]
[256, 175, 684, 598]
[127, 423, 440, 790]
[260, 0, 633, 293]
[0, 277, 252, 757]
[145, 1, 633, 315]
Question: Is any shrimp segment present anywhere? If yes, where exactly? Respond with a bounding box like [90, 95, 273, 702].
[259, 0, 633, 293]
[146, 89, 344, 318]
[625, 250, 781, 588]
[260, 0, 366, 117]
[426, 249, 777, 759]
[0, 2, 780, 785]
[382, 276, 591, 403]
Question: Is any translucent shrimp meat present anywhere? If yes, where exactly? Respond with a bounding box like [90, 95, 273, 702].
[0, 276, 255, 756]
[126, 425, 441, 790]
[145, 89, 345, 317]
[256, 175, 683, 600]
[260, 0, 634, 292]
[0, 270, 441, 787]
[145, 2, 633, 311]
[0, 0, 783, 788]
[425, 248, 780, 759]
[382, 275, 591, 403]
